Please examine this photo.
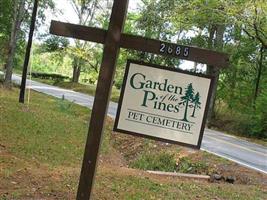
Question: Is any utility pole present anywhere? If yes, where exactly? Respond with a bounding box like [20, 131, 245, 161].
[19, 0, 38, 103]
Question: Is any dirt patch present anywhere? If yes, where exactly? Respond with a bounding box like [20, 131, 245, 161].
[0, 148, 77, 200]
[185, 151, 267, 185]
[111, 131, 181, 162]
[99, 147, 127, 167]
[111, 131, 267, 186]
[1, 143, 267, 200]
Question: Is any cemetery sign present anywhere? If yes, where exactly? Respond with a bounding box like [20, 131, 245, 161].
[114, 60, 214, 149]
[49, 0, 229, 199]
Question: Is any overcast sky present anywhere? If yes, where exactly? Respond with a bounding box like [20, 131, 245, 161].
[44, 0, 140, 25]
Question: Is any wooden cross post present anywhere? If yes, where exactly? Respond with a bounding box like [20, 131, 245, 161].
[49, 0, 229, 199]
[74, 0, 128, 199]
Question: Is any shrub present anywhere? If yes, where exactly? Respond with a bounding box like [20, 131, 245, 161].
[130, 151, 208, 174]
[130, 152, 177, 172]
[177, 157, 207, 174]
[56, 95, 75, 114]
[211, 95, 267, 139]
[30, 72, 69, 82]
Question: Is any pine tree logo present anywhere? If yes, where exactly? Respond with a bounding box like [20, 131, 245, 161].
[191, 92, 201, 118]
[180, 83, 201, 122]
[180, 83, 194, 122]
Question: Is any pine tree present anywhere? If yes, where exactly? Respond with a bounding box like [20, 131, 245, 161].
[191, 92, 201, 117]
[180, 83, 194, 122]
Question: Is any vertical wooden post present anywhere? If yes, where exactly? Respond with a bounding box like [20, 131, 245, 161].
[19, 0, 38, 103]
[76, 0, 129, 199]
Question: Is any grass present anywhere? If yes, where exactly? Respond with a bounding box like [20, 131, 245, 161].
[27, 75, 267, 146]
[130, 151, 208, 174]
[0, 86, 90, 166]
[0, 86, 266, 199]
[130, 152, 178, 172]
[93, 171, 266, 200]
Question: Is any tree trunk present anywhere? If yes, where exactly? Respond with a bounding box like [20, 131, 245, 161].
[254, 46, 264, 103]
[207, 24, 225, 125]
[72, 57, 81, 83]
[75, 66, 81, 83]
[4, 0, 25, 87]
[207, 65, 220, 123]
[182, 100, 189, 122]
[229, 65, 237, 110]
[206, 25, 216, 124]
[228, 26, 240, 109]
[191, 103, 197, 117]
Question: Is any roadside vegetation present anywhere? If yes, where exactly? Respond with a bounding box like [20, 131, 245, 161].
[1, 0, 266, 141]
[1, 1, 266, 199]
[36, 78, 121, 103]
[1, 86, 266, 199]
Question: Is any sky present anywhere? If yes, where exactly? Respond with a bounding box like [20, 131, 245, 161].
[44, 0, 141, 26]
[40, 0, 202, 71]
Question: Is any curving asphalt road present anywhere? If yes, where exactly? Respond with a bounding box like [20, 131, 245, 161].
[12, 75, 267, 174]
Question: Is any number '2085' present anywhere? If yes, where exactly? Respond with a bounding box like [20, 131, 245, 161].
[159, 43, 189, 57]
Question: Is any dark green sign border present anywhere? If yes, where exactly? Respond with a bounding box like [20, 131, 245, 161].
[114, 60, 214, 149]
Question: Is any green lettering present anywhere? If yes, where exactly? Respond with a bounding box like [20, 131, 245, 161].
[142, 90, 156, 107]
[130, 73, 146, 89]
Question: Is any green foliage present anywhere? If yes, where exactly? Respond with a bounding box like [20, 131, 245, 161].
[56, 95, 75, 114]
[212, 97, 267, 139]
[0, 0, 55, 68]
[31, 71, 69, 82]
[0, 0, 12, 61]
[53, 81, 120, 102]
[30, 45, 73, 77]
[0, 0, 16, 68]
[250, 90, 267, 138]
[2, 0, 266, 139]
[0, 86, 89, 166]
[23, 0, 55, 30]
[130, 152, 177, 172]
[104, 175, 265, 200]
[40, 36, 69, 52]
[1, 87, 266, 199]
[131, 151, 208, 174]
[177, 157, 207, 174]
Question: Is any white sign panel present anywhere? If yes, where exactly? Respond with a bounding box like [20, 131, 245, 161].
[114, 60, 213, 149]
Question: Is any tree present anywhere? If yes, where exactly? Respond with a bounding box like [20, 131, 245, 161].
[41, 36, 69, 52]
[131, 0, 180, 66]
[191, 92, 201, 117]
[2, 0, 55, 87]
[0, 1, 13, 63]
[180, 83, 194, 122]
[4, 0, 26, 87]
[240, 1, 266, 103]
[68, 0, 100, 83]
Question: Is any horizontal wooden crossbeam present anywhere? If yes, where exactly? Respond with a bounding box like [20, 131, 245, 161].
[50, 20, 229, 67]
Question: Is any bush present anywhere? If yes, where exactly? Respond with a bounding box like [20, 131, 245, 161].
[30, 72, 69, 82]
[114, 77, 123, 89]
[211, 104, 267, 139]
[177, 157, 207, 174]
[130, 152, 177, 172]
[56, 95, 75, 114]
[130, 151, 208, 174]
[250, 91, 267, 138]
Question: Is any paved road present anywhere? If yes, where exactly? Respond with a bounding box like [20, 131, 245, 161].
[12, 75, 267, 174]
